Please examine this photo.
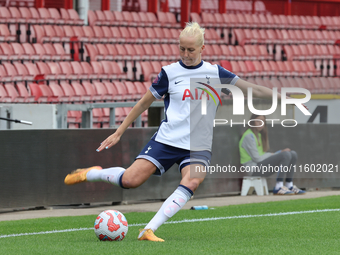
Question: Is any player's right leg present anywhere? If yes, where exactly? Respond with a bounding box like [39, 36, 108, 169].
[64, 158, 156, 189]
[64, 166, 103, 185]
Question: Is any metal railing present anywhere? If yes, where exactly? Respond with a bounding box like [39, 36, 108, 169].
[56, 101, 165, 129]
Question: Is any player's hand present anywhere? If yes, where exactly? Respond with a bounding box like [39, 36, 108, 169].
[282, 148, 291, 152]
[96, 133, 121, 152]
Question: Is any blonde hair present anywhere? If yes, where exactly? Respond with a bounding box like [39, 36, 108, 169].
[179, 22, 205, 46]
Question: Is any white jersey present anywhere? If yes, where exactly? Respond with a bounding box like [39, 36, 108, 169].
[149, 60, 239, 151]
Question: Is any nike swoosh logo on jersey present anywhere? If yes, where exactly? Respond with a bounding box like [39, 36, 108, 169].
[175, 80, 183, 84]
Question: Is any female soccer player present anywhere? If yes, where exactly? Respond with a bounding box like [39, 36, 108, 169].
[65, 22, 290, 241]
[239, 114, 305, 195]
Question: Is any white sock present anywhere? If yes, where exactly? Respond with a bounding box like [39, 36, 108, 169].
[285, 182, 293, 189]
[138, 185, 193, 237]
[86, 167, 125, 187]
[275, 181, 283, 190]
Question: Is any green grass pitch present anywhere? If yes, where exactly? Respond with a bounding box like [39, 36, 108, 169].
[0, 196, 339, 255]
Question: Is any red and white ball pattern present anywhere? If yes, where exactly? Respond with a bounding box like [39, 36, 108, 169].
[94, 210, 128, 241]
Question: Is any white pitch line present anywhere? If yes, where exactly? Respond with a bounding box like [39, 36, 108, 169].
[0, 208, 339, 239]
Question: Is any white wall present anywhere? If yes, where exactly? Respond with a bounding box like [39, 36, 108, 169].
[0, 104, 57, 130]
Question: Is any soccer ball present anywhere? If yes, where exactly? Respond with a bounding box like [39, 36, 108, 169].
[94, 210, 128, 241]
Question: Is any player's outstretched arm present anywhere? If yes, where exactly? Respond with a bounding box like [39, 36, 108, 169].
[96, 90, 156, 152]
[235, 78, 280, 100]
[235, 79, 309, 110]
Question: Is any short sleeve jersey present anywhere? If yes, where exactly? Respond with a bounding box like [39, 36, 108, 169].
[150, 60, 239, 151]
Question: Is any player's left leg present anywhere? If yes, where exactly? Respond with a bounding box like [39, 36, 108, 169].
[285, 151, 306, 194]
[284, 150, 297, 189]
[138, 164, 206, 242]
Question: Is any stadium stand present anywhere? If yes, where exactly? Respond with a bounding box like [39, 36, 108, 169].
[0, 3, 339, 128]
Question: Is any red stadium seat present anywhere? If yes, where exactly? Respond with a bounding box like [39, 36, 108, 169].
[138, 12, 152, 27]
[18, 7, 40, 25]
[39, 84, 58, 103]
[113, 81, 130, 100]
[220, 60, 232, 71]
[46, 62, 65, 81]
[16, 82, 35, 102]
[3, 62, 21, 81]
[102, 81, 121, 101]
[97, 26, 115, 44]
[230, 61, 243, 76]
[0, 6, 16, 24]
[94, 10, 110, 26]
[84, 44, 101, 61]
[37, 7, 55, 25]
[60, 81, 80, 102]
[70, 81, 91, 102]
[31, 25, 49, 43]
[80, 61, 97, 80]
[0, 43, 18, 61]
[201, 12, 216, 29]
[62, 25, 76, 40]
[140, 61, 158, 82]
[53, 43, 71, 61]
[214, 13, 225, 28]
[13, 62, 33, 81]
[87, 10, 99, 26]
[28, 83, 42, 101]
[11, 43, 30, 61]
[109, 27, 125, 44]
[124, 81, 141, 100]
[113, 11, 127, 26]
[82, 26, 98, 43]
[0, 84, 12, 102]
[49, 82, 70, 102]
[133, 81, 147, 95]
[91, 26, 108, 43]
[59, 62, 78, 80]
[91, 61, 108, 80]
[157, 11, 170, 28]
[142, 44, 154, 60]
[119, 26, 133, 43]
[136, 27, 150, 44]
[41, 43, 58, 61]
[160, 44, 175, 61]
[48, 8, 64, 25]
[28, 7, 44, 24]
[25, 43, 48, 61]
[24, 62, 41, 81]
[244, 60, 256, 77]
[102, 10, 116, 26]
[70, 61, 88, 80]
[64, 8, 83, 26]
[35, 61, 56, 80]
[100, 60, 117, 80]
[96, 44, 115, 61]
[145, 12, 159, 27]
[0, 64, 6, 82]
[122, 11, 137, 27]
[72, 26, 88, 43]
[4, 84, 26, 102]
[110, 61, 127, 80]
[0, 24, 16, 42]
[82, 81, 103, 101]
[93, 81, 112, 101]
[130, 12, 141, 26]
[43, 25, 61, 43]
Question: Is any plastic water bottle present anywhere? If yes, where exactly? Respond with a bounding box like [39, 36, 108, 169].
[190, 205, 208, 210]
